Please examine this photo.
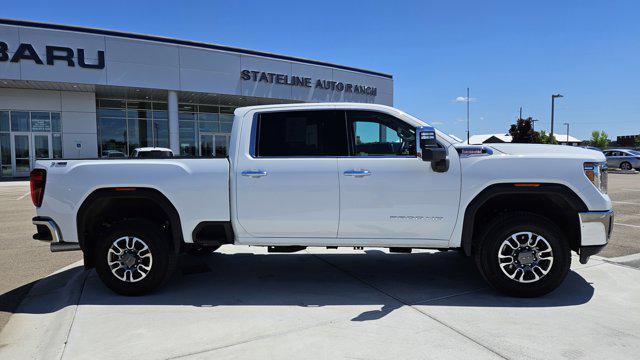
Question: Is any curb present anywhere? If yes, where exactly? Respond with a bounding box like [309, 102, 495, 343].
[0, 261, 87, 360]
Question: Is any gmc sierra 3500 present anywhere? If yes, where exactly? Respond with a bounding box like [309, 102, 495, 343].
[30, 103, 613, 297]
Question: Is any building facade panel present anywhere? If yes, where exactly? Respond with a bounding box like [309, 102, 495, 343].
[178, 46, 241, 94]
[105, 60, 180, 90]
[104, 37, 179, 66]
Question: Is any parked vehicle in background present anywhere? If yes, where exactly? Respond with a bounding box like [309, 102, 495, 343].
[30, 103, 613, 298]
[132, 147, 174, 158]
[101, 150, 126, 158]
[603, 149, 640, 170]
[581, 146, 602, 152]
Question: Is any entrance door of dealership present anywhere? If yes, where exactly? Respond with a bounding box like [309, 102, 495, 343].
[199, 133, 230, 157]
[10, 132, 52, 177]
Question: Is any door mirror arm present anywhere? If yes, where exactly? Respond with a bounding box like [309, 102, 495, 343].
[417, 126, 449, 173]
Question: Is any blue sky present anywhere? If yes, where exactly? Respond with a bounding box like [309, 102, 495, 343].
[3, 0, 638, 140]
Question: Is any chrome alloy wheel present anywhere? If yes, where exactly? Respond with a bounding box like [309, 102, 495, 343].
[107, 236, 153, 282]
[498, 232, 554, 283]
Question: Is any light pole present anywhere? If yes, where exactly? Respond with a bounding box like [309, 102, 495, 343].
[531, 119, 539, 131]
[550, 94, 563, 143]
[466, 87, 470, 144]
[563, 122, 569, 144]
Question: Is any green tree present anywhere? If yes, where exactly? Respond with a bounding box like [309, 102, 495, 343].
[635, 136, 640, 149]
[508, 117, 540, 143]
[589, 130, 609, 149]
[537, 130, 557, 144]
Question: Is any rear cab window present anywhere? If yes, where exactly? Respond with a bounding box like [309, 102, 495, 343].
[255, 110, 348, 157]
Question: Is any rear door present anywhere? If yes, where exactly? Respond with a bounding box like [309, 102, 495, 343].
[235, 110, 347, 238]
[337, 110, 461, 240]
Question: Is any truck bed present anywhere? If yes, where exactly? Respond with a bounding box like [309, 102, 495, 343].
[35, 158, 231, 244]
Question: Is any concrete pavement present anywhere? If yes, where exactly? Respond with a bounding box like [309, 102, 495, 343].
[1, 246, 639, 360]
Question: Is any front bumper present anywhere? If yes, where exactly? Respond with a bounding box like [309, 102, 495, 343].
[32, 216, 80, 252]
[577, 210, 614, 264]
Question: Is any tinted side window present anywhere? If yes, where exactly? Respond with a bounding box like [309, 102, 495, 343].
[256, 110, 347, 157]
[346, 111, 416, 156]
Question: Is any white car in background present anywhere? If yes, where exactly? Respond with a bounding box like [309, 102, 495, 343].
[131, 147, 174, 158]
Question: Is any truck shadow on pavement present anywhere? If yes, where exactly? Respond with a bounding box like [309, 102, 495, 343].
[0, 250, 595, 321]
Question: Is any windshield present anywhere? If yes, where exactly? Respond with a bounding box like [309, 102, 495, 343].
[137, 150, 173, 158]
[629, 150, 640, 155]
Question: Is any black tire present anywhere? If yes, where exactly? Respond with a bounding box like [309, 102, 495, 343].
[474, 212, 571, 297]
[620, 162, 632, 171]
[94, 219, 176, 296]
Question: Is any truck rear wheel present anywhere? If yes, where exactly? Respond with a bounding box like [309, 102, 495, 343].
[474, 213, 571, 297]
[94, 219, 176, 296]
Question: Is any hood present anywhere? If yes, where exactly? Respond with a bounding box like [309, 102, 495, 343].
[486, 143, 606, 161]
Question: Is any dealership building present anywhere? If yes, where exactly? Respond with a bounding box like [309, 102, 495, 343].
[0, 19, 393, 177]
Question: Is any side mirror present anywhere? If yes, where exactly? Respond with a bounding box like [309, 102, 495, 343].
[417, 126, 449, 173]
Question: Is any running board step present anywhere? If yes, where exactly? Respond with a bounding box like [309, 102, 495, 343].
[267, 246, 306, 253]
[389, 247, 412, 253]
[51, 242, 81, 252]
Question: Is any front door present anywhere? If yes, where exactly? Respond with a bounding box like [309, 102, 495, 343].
[235, 110, 346, 238]
[337, 110, 461, 240]
[11, 133, 30, 177]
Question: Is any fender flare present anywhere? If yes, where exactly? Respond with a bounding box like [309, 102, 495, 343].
[76, 187, 184, 258]
[460, 183, 588, 256]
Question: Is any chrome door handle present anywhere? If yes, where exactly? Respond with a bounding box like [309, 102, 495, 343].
[343, 169, 371, 177]
[241, 170, 268, 178]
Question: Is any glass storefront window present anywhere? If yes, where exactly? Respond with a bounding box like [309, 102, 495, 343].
[198, 112, 218, 121]
[127, 119, 153, 155]
[51, 113, 62, 132]
[96, 99, 236, 158]
[154, 120, 169, 148]
[179, 112, 197, 120]
[30, 112, 51, 132]
[98, 99, 125, 108]
[199, 121, 218, 132]
[0, 111, 9, 132]
[98, 118, 127, 158]
[97, 109, 126, 118]
[153, 110, 168, 119]
[53, 133, 63, 159]
[179, 121, 196, 156]
[10, 111, 30, 132]
[0, 133, 10, 165]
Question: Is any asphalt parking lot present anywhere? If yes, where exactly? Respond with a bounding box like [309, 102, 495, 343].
[0, 181, 81, 330]
[603, 173, 640, 260]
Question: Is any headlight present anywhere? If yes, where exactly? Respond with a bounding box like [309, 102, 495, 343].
[584, 162, 608, 194]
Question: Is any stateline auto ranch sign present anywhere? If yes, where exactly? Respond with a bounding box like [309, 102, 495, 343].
[240, 69, 377, 96]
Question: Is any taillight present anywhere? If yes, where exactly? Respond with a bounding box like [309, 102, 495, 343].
[30, 168, 47, 207]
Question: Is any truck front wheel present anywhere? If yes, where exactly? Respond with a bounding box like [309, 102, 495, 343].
[474, 213, 571, 297]
[94, 219, 176, 296]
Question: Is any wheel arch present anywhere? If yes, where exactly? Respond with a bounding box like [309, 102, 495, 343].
[77, 187, 184, 268]
[460, 183, 588, 256]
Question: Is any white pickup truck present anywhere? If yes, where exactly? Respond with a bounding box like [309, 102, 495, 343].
[30, 103, 613, 297]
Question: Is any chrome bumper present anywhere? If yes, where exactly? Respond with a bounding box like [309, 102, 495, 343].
[577, 210, 614, 264]
[578, 210, 614, 246]
[32, 216, 80, 252]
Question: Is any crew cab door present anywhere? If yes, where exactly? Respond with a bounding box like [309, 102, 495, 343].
[235, 110, 347, 238]
[337, 110, 461, 240]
